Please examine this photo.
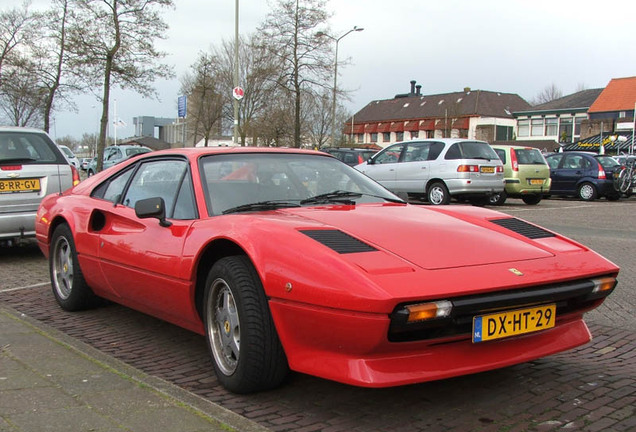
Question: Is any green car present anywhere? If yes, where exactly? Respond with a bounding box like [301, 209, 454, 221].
[490, 145, 551, 205]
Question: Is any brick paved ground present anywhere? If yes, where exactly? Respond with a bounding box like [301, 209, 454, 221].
[1, 198, 634, 432]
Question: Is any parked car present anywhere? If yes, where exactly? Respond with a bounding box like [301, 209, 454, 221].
[87, 144, 152, 176]
[356, 139, 504, 205]
[545, 152, 622, 201]
[80, 157, 92, 171]
[324, 147, 377, 166]
[58, 144, 80, 169]
[490, 145, 551, 205]
[36, 147, 618, 393]
[0, 126, 80, 245]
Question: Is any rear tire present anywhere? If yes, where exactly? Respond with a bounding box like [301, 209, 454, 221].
[49, 224, 98, 311]
[203, 256, 288, 393]
[521, 194, 542, 205]
[427, 182, 450, 205]
[577, 182, 597, 201]
[489, 190, 507, 206]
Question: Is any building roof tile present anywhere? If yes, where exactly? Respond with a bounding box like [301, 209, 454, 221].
[589, 76, 636, 113]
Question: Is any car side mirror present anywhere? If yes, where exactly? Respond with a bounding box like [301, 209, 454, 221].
[367, 157, 375, 165]
[135, 197, 172, 227]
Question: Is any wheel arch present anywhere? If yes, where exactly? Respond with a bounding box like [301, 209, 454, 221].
[193, 238, 251, 322]
[425, 178, 447, 192]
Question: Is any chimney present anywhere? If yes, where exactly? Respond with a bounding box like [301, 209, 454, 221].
[410, 80, 416, 94]
[416, 85, 422, 96]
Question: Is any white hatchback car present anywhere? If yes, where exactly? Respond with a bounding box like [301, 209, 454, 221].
[356, 138, 504, 205]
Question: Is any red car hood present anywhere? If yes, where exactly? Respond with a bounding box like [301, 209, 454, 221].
[286, 204, 554, 270]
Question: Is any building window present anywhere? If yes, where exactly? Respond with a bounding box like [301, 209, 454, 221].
[545, 118, 558, 136]
[410, 131, 419, 140]
[382, 132, 390, 142]
[559, 118, 573, 143]
[496, 125, 513, 141]
[531, 118, 544, 136]
[574, 117, 584, 137]
[396, 132, 404, 141]
[619, 111, 626, 118]
[356, 134, 363, 143]
[518, 119, 529, 137]
[370, 133, 378, 143]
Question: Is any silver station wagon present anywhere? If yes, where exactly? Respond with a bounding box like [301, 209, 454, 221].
[356, 138, 504, 205]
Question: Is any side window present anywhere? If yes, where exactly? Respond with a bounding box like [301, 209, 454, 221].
[122, 160, 192, 218]
[428, 142, 444, 160]
[373, 144, 403, 164]
[563, 154, 583, 169]
[495, 149, 506, 163]
[93, 168, 135, 203]
[444, 143, 461, 160]
[403, 143, 430, 162]
[546, 155, 562, 169]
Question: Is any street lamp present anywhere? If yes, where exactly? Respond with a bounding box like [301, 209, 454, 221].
[317, 26, 364, 147]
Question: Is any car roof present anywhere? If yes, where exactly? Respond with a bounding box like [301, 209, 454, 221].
[0, 126, 52, 135]
[389, 138, 490, 145]
[491, 145, 542, 150]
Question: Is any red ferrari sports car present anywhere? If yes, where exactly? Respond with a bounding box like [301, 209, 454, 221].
[35, 147, 619, 393]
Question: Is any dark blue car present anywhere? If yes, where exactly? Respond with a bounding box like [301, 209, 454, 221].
[545, 152, 621, 201]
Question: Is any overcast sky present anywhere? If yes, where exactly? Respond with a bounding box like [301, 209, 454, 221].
[42, 0, 636, 141]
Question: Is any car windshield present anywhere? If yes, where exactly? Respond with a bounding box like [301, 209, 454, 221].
[0, 132, 60, 164]
[596, 156, 620, 169]
[515, 149, 546, 165]
[199, 153, 400, 215]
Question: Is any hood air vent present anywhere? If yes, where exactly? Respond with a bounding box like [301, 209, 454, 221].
[490, 218, 555, 239]
[300, 229, 377, 254]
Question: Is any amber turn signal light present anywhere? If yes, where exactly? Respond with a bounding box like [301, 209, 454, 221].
[405, 300, 452, 322]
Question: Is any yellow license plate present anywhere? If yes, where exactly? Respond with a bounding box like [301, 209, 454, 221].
[0, 178, 41, 193]
[472, 304, 556, 343]
[529, 179, 545, 185]
[480, 166, 495, 173]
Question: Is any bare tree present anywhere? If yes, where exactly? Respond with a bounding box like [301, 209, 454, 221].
[180, 52, 225, 147]
[214, 35, 281, 146]
[531, 83, 563, 106]
[36, 0, 75, 133]
[258, 0, 332, 147]
[0, 56, 45, 126]
[65, 0, 174, 171]
[0, 1, 35, 85]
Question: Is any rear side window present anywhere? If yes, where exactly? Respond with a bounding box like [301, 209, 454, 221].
[515, 149, 545, 165]
[0, 131, 64, 164]
[494, 148, 506, 163]
[596, 156, 620, 169]
[445, 141, 498, 160]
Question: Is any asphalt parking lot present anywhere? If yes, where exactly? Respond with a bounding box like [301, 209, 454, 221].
[1, 197, 634, 432]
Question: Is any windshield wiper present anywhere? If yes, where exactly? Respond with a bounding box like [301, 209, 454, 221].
[300, 190, 406, 206]
[222, 200, 301, 214]
[300, 190, 362, 205]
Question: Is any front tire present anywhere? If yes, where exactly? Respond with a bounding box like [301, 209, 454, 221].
[577, 182, 597, 201]
[49, 224, 98, 311]
[203, 256, 288, 393]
